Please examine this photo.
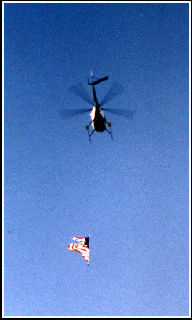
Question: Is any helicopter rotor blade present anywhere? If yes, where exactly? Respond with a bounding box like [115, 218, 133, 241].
[60, 108, 92, 119]
[70, 82, 93, 105]
[102, 108, 136, 119]
[100, 82, 125, 107]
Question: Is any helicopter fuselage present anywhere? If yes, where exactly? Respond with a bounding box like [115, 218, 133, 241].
[91, 86, 107, 132]
[86, 75, 113, 142]
[92, 106, 106, 132]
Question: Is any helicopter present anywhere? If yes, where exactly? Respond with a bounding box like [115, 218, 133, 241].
[86, 75, 113, 142]
[60, 73, 135, 142]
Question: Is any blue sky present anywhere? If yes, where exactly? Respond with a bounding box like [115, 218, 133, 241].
[4, 2, 189, 316]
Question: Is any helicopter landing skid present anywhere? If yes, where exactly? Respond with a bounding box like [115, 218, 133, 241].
[86, 123, 94, 143]
[85, 123, 113, 142]
[106, 122, 113, 141]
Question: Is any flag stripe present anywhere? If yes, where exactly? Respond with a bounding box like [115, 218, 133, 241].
[68, 236, 89, 264]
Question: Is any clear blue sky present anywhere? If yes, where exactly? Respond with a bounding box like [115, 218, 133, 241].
[4, 2, 189, 316]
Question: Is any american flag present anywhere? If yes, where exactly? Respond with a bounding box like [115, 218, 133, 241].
[68, 236, 89, 265]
